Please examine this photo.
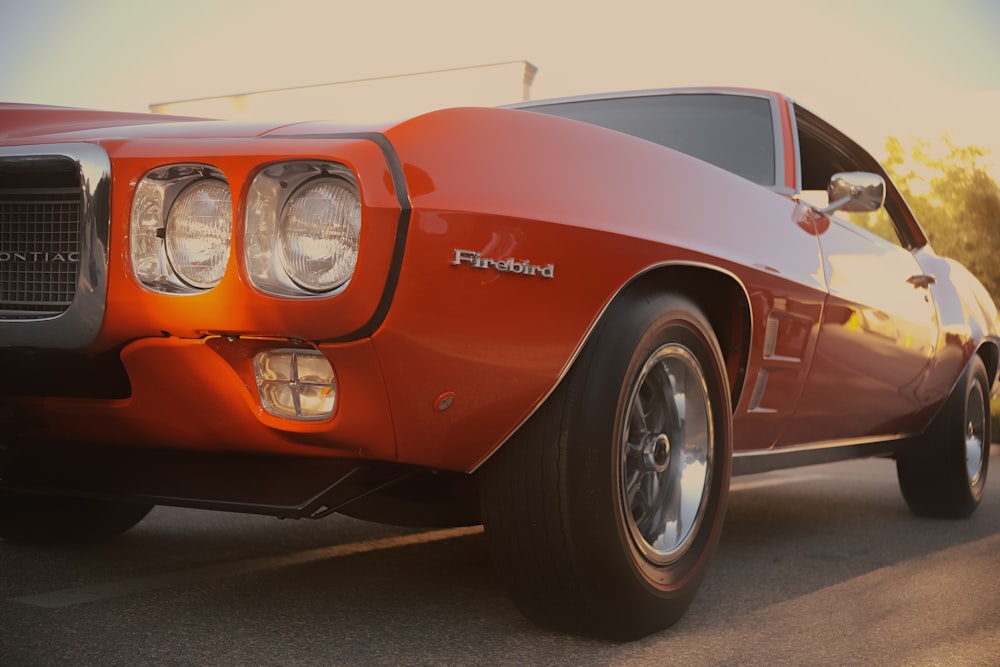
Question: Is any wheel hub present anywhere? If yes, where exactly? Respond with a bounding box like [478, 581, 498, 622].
[621, 344, 714, 564]
[963, 383, 986, 485]
[642, 433, 671, 473]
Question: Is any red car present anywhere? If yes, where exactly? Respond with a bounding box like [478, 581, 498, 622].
[1, 89, 997, 639]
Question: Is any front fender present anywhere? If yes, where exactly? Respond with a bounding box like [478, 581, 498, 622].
[371, 107, 823, 471]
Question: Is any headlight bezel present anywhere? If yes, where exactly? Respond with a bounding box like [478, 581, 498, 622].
[130, 164, 233, 294]
[245, 161, 362, 298]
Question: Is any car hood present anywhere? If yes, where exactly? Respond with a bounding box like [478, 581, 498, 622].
[0, 102, 391, 144]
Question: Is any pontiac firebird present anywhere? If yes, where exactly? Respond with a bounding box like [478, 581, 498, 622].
[1, 89, 997, 640]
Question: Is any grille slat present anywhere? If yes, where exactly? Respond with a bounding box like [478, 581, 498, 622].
[0, 161, 83, 319]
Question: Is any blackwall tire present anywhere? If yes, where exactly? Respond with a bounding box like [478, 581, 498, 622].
[479, 291, 732, 640]
[0, 492, 153, 544]
[897, 355, 991, 519]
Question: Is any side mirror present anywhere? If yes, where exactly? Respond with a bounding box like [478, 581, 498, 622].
[820, 172, 885, 214]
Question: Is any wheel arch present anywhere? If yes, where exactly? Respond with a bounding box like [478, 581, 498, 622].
[477, 262, 741, 638]
[617, 264, 753, 412]
[474, 262, 752, 473]
[976, 339, 999, 393]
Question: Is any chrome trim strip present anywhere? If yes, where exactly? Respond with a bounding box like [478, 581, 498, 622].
[732, 435, 910, 476]
[506, 86, 778, 108]
[0, 143, 111, 348]
[787, 100, 803, 194]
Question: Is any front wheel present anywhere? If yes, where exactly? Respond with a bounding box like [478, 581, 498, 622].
[0, 491, 153, 545]
[897, 355, 991, 519]
[480, 291, 732, 640]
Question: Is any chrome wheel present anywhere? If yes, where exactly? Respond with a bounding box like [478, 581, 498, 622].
[965, 382, 986, 486]
[622, 344, 713, 564]
[480, 291, 732, 639]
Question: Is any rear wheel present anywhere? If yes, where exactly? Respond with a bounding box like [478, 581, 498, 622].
[0, 492, 153, 544]
[480, 291, 732, 639]
[897, 355, 990, 519]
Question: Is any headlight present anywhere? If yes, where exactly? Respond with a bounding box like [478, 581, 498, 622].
[279, 179, 361, 292]
[166, 180, 233, 289]
[245, 162, 361, 297]
[131, 165, 232, 293]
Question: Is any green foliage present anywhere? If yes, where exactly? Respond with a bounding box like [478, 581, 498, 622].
[825, 137, 1000, 439]
[881, 136, 1000, 441]
[993, 396, 1000, 444]
[881, 136, 1000, 305]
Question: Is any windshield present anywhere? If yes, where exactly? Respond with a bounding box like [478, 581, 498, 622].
[524, 93, 776, 186]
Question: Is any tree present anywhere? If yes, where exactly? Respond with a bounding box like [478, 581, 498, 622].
[881, 135, 1000, 306]
[878, 136, 1000, 435]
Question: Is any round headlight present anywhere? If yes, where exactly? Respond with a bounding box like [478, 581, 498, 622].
[165, 179, 233, 289]
[278, 178, 361, 293]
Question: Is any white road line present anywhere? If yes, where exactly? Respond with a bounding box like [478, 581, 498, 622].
[730, 473, 829, 492]
[9, 525, 484, 609]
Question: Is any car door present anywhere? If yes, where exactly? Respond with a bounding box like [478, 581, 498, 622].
[777, 214, 939, 445]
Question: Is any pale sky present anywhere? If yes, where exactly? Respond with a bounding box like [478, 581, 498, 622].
[2, 0, 999, 170]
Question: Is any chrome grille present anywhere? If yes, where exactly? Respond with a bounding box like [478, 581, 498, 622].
[0, 186, 82, 317]
[0, 144, 110, 350]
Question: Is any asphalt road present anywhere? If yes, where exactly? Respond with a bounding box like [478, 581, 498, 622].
[2, 448, 999, 666]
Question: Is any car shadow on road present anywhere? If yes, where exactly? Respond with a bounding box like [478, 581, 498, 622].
[4, 453, 999, 664]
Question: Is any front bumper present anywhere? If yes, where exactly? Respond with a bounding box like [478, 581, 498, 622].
[2, 335, 397, 461]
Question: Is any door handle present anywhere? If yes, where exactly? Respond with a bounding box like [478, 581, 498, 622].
[907, 274, 936, 289]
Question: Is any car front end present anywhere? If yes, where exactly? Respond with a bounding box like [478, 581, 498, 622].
[0, 108, 419, 516]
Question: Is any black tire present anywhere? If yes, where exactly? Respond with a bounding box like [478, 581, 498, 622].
[479, 290, 732, 640]
[897, 355, 991, 519]
[0, 492, 153, 545]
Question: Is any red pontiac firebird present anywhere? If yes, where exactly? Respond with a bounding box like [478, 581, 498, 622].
[1, 88, 997, 639]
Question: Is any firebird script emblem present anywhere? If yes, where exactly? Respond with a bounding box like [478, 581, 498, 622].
[452, 249, 555, 278]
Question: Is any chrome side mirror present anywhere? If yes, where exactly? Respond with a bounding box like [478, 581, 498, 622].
[820, 172, 885, 214]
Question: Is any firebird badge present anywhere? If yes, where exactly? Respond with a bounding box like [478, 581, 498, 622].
[452, 249, 555, 278]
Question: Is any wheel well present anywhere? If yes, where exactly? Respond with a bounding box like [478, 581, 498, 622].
[620, 266, 751, 411]
[977, 340, 999, 391]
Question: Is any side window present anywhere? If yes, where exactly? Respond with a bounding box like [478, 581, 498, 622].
[795, 103, 907, 247]
[525, 94, 777, 187]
